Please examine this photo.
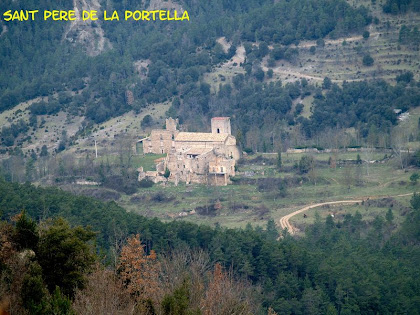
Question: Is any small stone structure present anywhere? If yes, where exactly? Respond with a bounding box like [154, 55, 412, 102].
[137, 117, 240, 186]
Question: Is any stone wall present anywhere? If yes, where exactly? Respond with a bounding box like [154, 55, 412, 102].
[138, 117, 240, 186]
[142, 118, 179, 154]
[211, 117, 231, 135]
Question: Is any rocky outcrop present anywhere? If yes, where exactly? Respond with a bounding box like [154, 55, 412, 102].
[64, 0, 112, 56]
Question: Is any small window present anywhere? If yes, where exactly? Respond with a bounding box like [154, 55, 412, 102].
[221, 167, 224, 172]
[217, 128, 220, 134]
[172, 134, 175, 140]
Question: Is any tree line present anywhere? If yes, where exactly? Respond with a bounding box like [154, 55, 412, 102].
[1, 178, 420, 313]
[0, 0, 373, 123]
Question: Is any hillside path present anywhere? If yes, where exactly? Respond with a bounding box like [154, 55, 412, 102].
[279, 193, 413, 234]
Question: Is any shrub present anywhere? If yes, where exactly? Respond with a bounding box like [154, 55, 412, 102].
[139, 178, 154, 188]
[298, 155, 314, 174]
[363, 54, 374, 66]
[141, 115, 154, 128]
[164, 168, 170, 179]
[309, 46, 316, 54]
[363, 30, 370, 39]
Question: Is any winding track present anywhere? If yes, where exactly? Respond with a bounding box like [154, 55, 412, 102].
[279, 193, 414, 234]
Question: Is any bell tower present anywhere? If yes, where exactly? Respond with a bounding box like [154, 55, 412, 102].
[211, 117, 231, 135]
[166, 118, 178, 132]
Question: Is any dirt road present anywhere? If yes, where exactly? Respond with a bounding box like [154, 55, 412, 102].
[279, 193, 414, 234]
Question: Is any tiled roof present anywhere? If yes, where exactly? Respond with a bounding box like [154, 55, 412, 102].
[211, 117, 230, 120]
[185, 148, 213, 155]
[154, 157, 166, 164]
[175, 132, 228, 142]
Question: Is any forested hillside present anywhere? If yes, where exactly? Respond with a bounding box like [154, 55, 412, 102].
[1, 1, 420, 313]
[3, 0, 416, 150]
[301, 78, 420, 138]
[0, 0, 370, 112]
[0, 0, 419, 156]
[1, 179, 420, 313]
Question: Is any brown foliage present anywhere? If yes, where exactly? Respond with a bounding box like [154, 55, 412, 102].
[0, 223, 15, 263]
[200, 263, 256, 315]
[74, 240, 260, 314]
[0, 222, 28, 315]
[118, 234, 162, 304]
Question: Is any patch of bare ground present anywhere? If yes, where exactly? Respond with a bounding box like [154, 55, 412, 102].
[147, 0, 185, 12]
[0, 22, 7, 37]
[212, 9, 420, 84]
[74, 101, 171, 151]
[279, 193, 413, 234]
[134, 60, 151, 80]
[64, 0, 112, 56]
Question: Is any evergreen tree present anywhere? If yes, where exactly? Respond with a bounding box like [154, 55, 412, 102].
[36, 218, 96, 298]
[277, 151, 282, 170]
[266, 219, 279, 241]
[40, 145, 49, 157]
[386, 208, 394, 223]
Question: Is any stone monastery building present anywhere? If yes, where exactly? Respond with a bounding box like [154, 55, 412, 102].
[138, 117, 241, 186]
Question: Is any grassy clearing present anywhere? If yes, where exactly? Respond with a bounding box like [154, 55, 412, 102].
[132, 154, 166, 170]
[111, 151, 418, 231]
[74, 101, 171, 151]
[2, 100, 172, 159]
[300, 95, 313, 119]
[290, 196, 410, 229]
[256, 5, 420, 84]
[94, 153, 166, 171]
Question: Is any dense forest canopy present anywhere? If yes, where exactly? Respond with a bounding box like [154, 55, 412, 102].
[1, 179, 420, 313]
[0, 0, 84, 111]
[301, 79, 420, 138]
[170, 75, 420, 151]
[384, 0, 420, 14]
[0, 0, 371, 123]
[1, 0, 420, 313]
[2, 0, 418, 150]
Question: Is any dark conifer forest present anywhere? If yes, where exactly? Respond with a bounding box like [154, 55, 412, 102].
[1, 0, 420, 313]
[1, 179, 420, 313]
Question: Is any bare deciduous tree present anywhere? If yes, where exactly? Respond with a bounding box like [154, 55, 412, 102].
[391, 127, 408, 169]
[73, 265, 134, 315]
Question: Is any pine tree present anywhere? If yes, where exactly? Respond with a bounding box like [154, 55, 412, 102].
[266, 219, 279, 241]
[386, 208, 394, 223]
[40, 145, 49, 157]
[277, 150, 282, 170]
[37, 218, 96, 298]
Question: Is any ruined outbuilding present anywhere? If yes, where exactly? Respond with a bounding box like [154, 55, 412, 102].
[137, 117, 240, 186]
